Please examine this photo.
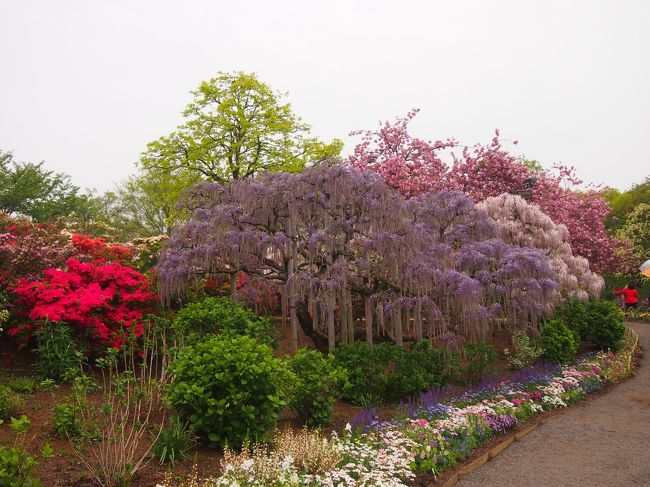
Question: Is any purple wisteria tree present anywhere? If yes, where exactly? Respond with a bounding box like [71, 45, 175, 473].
[158, 163, 559, 352]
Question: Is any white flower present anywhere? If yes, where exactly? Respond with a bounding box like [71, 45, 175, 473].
[345, 422, 352, 432]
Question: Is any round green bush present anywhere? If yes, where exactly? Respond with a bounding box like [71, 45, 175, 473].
[286, 349, 348, 427]
[167, 335, 287, 449]
[173, 297, 276, 347]
[540, 319, 579, 364]
[585, 300, 626, 351]
[554, 300, 590, 340]
[331, 342, 395, 406]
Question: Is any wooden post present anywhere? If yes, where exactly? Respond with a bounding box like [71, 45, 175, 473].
[347, 292, 354, 344]
[393, 304, 403, 349]
[327, 295, 336, 352]
[415, 302, 423, 341]
[364, 296, 373, 346]
[340, 291, 348, 345]
[229, 272, 238, 301]
[286, 217, 298, 352]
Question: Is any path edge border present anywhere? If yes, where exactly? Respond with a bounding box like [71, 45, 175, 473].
[441, 420, 544, 487]
[440, 326, 640, 487]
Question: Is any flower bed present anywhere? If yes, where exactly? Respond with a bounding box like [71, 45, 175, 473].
[163, 330, 637, 487]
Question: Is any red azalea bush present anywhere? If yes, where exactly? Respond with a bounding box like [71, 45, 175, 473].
[11, 258, 156, 349]
[72, 234, 133, 265]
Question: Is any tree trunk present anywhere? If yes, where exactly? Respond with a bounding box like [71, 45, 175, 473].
[327, 295, 336, 352]
[295, 302, 329, 353]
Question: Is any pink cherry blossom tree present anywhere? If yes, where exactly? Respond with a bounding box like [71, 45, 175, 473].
[349, 110, 622, 274]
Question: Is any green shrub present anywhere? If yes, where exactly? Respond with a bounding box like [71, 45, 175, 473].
[584, 301, 626, 350]
[286, 349, 348, 427]
[52, 403, 83, 439]
[151, 416, 197, 465]
[167, 335, 287, 449]
[461, 342, 498, 384]
[540, 319, 579, 364]
[0, 446, 42, 487]
[553, 300, 590, 340]
[504, 331, 543, 369]
[6, 377, 37, 394]
[387, 342, 451, 397]
[332, 341, 451, 405]
[34, 322, 84, 382]
[0, 385, 20, 421]
[331, 342, 392, 406]
[173, 297, 276, 347]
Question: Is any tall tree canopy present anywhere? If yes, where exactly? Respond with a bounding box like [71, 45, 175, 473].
[0, 150, 86, 222]
[349, 111, 621, 274]
[616, 203, 650, 261]
[605, 176, 650, 231]
[140, 71, 343, 185]
[158, 163, 560, 352]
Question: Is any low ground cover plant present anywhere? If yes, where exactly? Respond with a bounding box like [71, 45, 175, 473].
[151, 416, 197, 465]
[0, 384, 20, 421]
[52, 403, 83, 439]
[0, 445, 42, 487]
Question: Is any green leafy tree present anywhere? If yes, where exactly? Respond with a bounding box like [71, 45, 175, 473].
[140, 71, 343, 184]
[605, 176, 650, 231]
[617, 203, 650, 259]
[67, 169, 196, 241]
[0, 151, 85, 221]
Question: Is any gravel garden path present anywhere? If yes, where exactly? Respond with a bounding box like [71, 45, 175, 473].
[457, 322, 650, 487]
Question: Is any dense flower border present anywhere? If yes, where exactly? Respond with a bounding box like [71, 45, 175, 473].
[164, 330, 637, 487]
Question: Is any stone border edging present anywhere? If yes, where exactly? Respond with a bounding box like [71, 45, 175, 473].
[439, 326, 640, 487]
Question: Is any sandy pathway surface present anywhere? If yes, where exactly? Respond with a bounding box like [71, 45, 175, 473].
[457, 322, 650, 487]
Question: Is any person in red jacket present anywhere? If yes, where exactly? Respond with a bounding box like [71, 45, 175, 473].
[614, 284, 639, 309]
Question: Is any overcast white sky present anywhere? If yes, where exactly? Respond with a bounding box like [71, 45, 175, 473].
[1, 0, 648, 192]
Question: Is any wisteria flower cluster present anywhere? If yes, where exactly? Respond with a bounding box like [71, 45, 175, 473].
[163, 332, 636, 486]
